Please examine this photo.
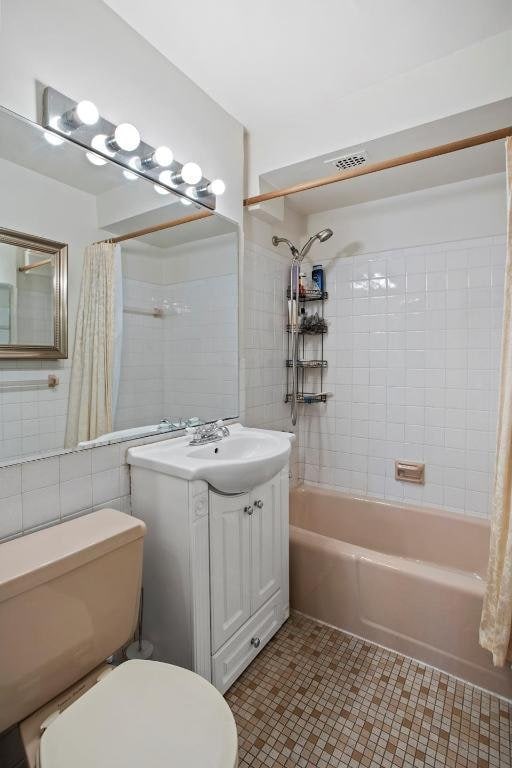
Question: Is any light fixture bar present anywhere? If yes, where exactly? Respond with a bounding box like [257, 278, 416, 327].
[41, 86, 220, 210]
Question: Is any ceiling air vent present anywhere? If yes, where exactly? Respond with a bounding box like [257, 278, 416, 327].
[325, 150, 368, 171]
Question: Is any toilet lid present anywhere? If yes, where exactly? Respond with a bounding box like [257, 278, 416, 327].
[39, 660, 238, 768]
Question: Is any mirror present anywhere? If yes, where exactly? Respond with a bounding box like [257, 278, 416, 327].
[0, 105, 238, 464]
[0, 228, 67, 356]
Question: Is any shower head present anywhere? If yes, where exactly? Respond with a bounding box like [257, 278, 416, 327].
[272, 235, 299, 259]
[317, 228, 333, 243]
[299, 228, 333, 260]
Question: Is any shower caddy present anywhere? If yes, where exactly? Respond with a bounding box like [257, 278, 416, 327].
[285, 286, 328, 404]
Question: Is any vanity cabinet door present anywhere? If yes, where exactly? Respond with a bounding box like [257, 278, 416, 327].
[250, 475, 282, 614]
[210, 491, 252, 653]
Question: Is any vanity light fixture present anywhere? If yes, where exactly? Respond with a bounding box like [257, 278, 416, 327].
[106, 123, 141, 153]
[60, 100, 99, 130]
[91, 134, 115, 157]
[42, 87, 223, 209]
[196, 179, 226, 197]
[178, 162, 203, 186]
[43, 131, 64, 146]
[141, 145, 174, 169]
[86, 151, 108, 166]
[158, 170, 176, 187]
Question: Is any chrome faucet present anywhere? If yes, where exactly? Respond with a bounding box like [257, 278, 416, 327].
[187, 420, 230, 446]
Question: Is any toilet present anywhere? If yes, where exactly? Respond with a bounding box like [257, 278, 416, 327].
[0, 509, 238, 768]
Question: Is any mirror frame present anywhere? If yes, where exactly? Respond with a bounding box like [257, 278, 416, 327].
[0, 227, 68, 358]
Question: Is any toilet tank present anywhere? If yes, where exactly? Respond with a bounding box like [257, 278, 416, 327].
[0, 509, 146, 733]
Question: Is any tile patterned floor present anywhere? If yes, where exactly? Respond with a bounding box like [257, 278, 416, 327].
[225, 613, 511, 768]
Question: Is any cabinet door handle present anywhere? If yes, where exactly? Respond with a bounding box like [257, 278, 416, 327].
[244, 505, 253, 515]
[254, 499, 264, 509]
[251, 636, 261, 648]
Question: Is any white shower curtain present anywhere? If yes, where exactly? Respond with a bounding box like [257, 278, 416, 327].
[480, 137, 512, 666]
[65, 242, 121, 447]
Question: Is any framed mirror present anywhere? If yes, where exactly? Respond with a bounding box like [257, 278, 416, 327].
[0, 103, 238, 465]
[0, 228, 67, 358]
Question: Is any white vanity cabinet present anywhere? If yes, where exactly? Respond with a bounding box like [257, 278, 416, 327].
[129, 463, 290, 694]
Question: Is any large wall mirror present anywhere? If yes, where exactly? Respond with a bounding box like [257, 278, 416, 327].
[0, 105, 238, 464]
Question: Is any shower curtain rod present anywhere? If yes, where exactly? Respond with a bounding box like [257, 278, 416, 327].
[243, 125, 512, 207]
[99, 209, 212, 244]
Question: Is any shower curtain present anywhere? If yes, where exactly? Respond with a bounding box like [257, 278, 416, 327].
[65, 242, 122, 447]
[480, 137, 512, 666]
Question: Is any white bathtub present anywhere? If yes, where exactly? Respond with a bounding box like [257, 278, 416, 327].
[290, 483, 512, 699]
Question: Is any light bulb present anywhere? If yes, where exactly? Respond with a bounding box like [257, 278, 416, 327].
[123, 169, 138, 180]
[154, 146, 174, 167]
[181, 162, 202, 185]
[128, 156, 140, 171]
[185, 186, 198, 200]
[209, 179, 226, 196]
[86, 151, 108, 166]
[113, 123, 140, 152]
[158, 170, 176, 187]
[154, 184, 170, 195]
[76, 100, 99, 126]
[43, 131, 64, 146]
[180, 197, 192, 206]
[91, 134, 115, 157]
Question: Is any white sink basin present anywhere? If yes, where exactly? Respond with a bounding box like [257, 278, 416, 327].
[127, 423, 294, 493]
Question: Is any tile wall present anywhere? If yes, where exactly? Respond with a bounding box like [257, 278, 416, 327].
[115, 277, 165, 430]
[299, 234, 506, 516]
[163, 273, 238, 422]
[243, 239, 292, 432]
[0, 428, 185, 542]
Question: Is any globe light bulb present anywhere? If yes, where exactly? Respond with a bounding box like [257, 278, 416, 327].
[43, 131, 64, 146]
[114, 123, 140, 152]
[209, 179, 226, 196]
[91, 134, 115, 157]
[180, 197, 192, 206]
[154, 184, 170, 195]
[123, 169, 138, 180]
[153, 146, 174, 167]
[86, 151, 108, 166]
[158, 170, 176, 187]
[181, 162, 202, 185]
[76, 100, 99, 126]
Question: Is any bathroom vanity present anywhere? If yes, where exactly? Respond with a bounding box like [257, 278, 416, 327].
[128, 424, 293, 693]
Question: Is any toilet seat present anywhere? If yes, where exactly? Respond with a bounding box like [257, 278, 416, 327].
[39, 660, 238, 768]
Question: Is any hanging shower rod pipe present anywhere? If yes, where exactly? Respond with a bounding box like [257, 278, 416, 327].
[98, 209, 212, 245]
[95, 125, 511, 243]
[243, 125, 512, 207]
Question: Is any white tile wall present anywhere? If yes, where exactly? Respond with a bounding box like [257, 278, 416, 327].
[243, 240, 292, 432]
[115, 277, 165, 430]
[298, 234, 506, 517]
[163, 274, 238, 422]
[0, 426, 188, 541]
[0, 364, 70, 462]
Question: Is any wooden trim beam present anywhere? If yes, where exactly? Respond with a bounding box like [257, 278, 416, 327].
[18, 257, 53, 272]
[102, 209, 213, 245]
[244, 126, 512, 207]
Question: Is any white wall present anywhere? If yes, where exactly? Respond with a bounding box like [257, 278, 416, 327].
[0, 0, 244, 226]
[247, 30, 512, 193]
[296, 174, 507, 516]
[308, 173, 507, 261]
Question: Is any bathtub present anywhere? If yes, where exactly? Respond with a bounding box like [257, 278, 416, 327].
[290, 484, 512, 700]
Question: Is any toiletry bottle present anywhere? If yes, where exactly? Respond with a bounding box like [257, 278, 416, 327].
[312, 264, 324, 293]
[299, 272, 306, 298]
